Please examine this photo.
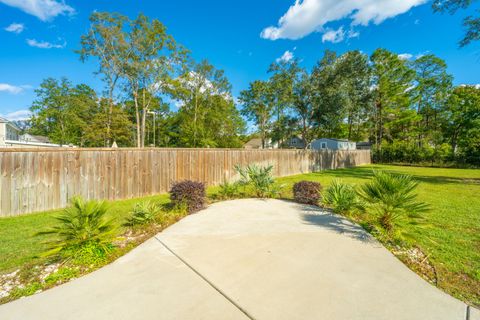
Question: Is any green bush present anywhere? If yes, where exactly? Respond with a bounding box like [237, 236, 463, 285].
[357, 171, 429, 234]
[235, 164, 281, 198]
[37, 197, 117, 258]
[293, 181, 322, 205]
[123, 201, 161, 227]
[167, 201, 189, 220]
[8, 282, 42, 299]
[217, 181, 241, 200]
[65, 241, 113, 266]
[323, 180, 363, 215]
[372, 141, 455, 165]
[44, 267, 80, 286]
[169, 180, 206, 214]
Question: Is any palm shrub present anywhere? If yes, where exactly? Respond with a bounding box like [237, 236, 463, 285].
[37, 197, 117, 258]
[357, 171, 429, 234]
[323, 180, 363, 215]
[235, 164, 281, 198]
[293, 181, 322, 205]
[123, 201, 161, 227]
[169, 180, 206, 214]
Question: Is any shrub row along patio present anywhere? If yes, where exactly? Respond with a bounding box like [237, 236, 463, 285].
[0, 164, 478, 307]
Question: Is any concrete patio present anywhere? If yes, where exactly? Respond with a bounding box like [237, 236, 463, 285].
[0, 199, 476, 320]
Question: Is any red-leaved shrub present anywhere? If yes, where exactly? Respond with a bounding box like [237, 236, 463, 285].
[293, 181, 322, 205]
[169, 180, 206, 213]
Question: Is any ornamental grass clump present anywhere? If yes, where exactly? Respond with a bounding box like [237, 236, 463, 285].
[293, 181, 322, 205]
[169, 180, 206, 214]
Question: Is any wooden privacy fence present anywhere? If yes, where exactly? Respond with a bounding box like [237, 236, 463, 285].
[0, 148, 371, 216]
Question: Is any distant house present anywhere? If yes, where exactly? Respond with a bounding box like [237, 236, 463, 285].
[284, 136, 306, 149]
[0, 117, 20, 146]
[310, 138, 357, 151]
[0, 117, 66, 148]
[356, 142, 372, 150]
[20, 133, 51, 144]
[244, 138, 278, 149]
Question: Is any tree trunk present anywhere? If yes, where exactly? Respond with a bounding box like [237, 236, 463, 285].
[141, 89, 147, 148]
[106, 78, 117, 148]
[133, 91, 141, 148]
[193, 89, 198, 148]
[261, 117, 266, 149]
[302, 116, 308, 150]
[417, 95, 422, 148]
[375, 98, 383, 161]
[347, 110, 353, 141]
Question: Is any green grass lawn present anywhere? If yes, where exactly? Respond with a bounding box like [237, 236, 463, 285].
[1, 164, 479, 306]
[277, 164, 480, 306]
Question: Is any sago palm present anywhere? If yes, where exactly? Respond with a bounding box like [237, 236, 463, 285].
[37, 197, 118, 257]
[357, 171, 429, 234]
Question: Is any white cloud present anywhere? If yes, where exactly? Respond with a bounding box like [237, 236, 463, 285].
[322, 27, 360, 43]
[276, 50, 294, 63]
[415, 51, 429, 59]
[4, 22, 24, 34]
[348, 29, 360, 39]
[0, 83, 30, 94]
[0, 0, 74, 21]
[261, 0, 428, 41]
[322, 27, 345, 43]
[460, 84, 480, 89]
[398, 53, 413, 60]
[1, 110, 32, 121]
[26, 38, 65, 49]
[398, 52, 429, 60]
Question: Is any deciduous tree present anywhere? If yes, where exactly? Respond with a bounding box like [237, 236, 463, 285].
[78, 12, 128, 147]
[239, 81, 274, 149]
[30, 78, 96, 146]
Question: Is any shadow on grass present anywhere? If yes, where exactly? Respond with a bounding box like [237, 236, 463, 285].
[413, 176, 480, 185]
[321, 166, 480, 186]
[298, 205, 376, 245]
[321, 167, 375, 180]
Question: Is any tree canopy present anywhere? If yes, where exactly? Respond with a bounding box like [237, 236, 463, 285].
[27, 12, 480, 166]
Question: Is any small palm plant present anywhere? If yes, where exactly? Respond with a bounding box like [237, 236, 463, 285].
[37, 197, 117, 257]
[235, 164, 281, 198]
[323, 180, 364, 215]
[357, 171, 429, 234]
[123, 201, 161, 227]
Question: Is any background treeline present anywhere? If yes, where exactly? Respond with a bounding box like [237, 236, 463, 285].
[28, 12, 246, 149]
[239, 49, 480, 166]
[26, 12, 480, 166]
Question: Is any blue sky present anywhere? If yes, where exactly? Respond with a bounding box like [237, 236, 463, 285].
[0, 0, 479, 120]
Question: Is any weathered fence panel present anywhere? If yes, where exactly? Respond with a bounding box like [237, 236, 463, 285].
[0, 148, 370, 216]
